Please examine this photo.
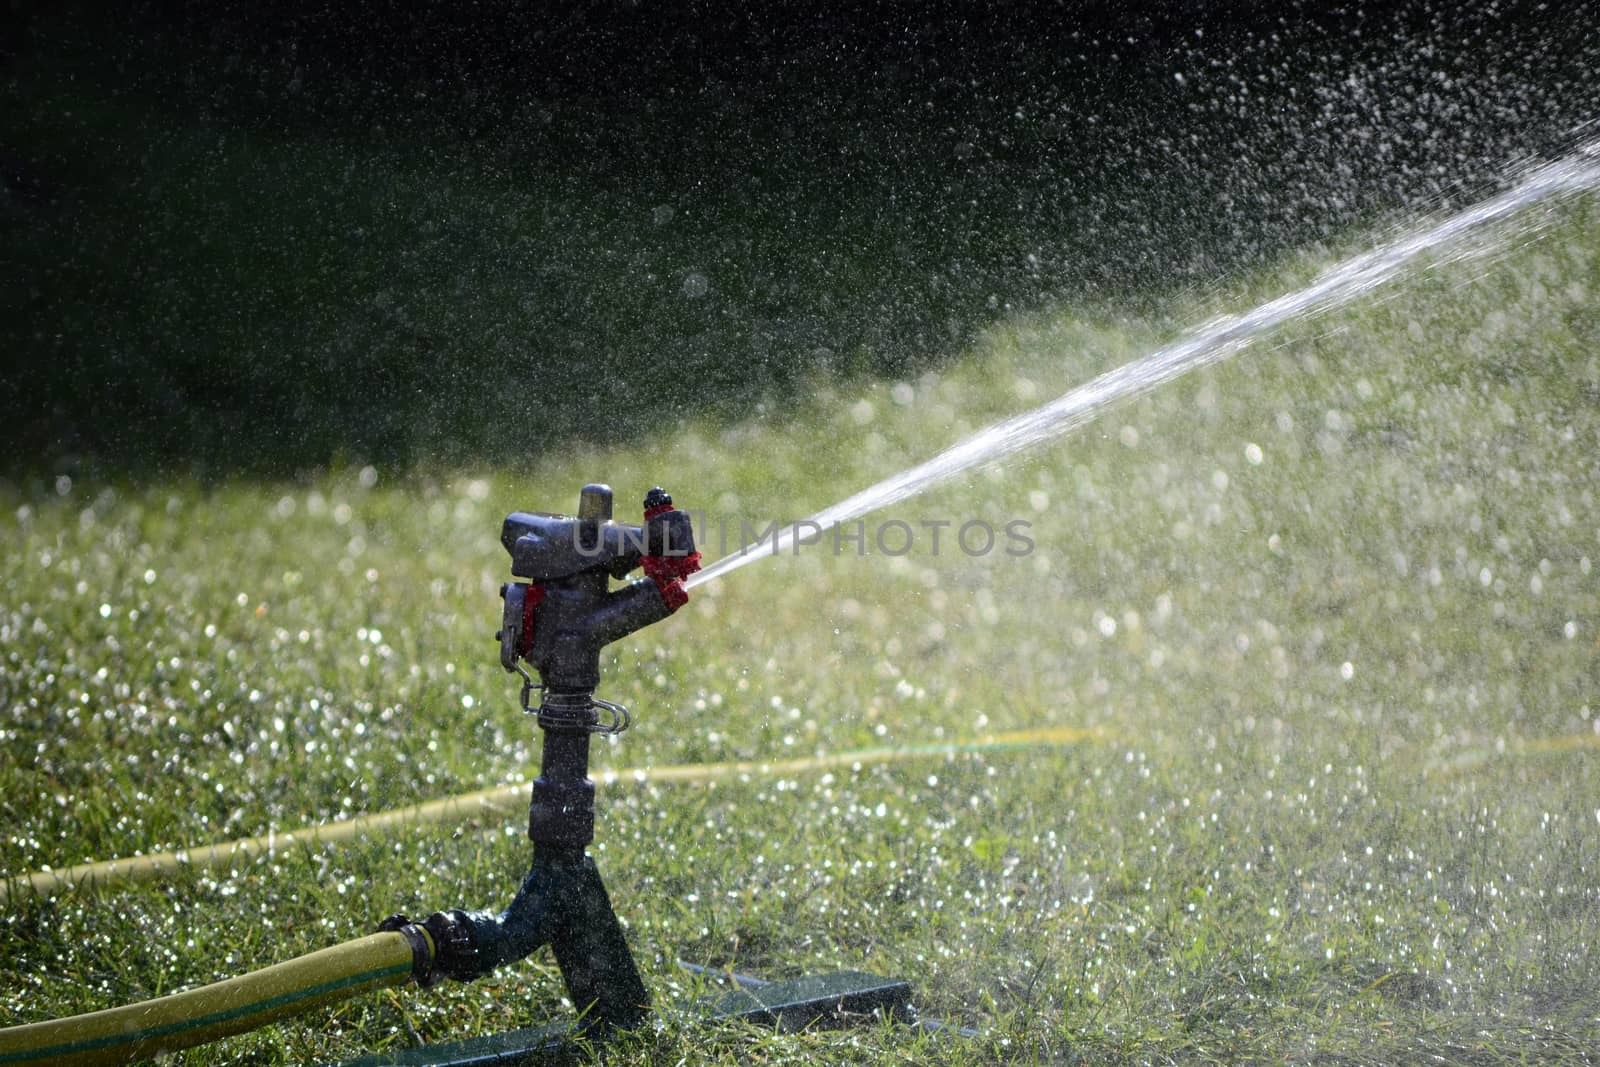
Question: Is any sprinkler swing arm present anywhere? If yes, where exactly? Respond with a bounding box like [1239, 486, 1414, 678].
[358, 484, 911, 1065]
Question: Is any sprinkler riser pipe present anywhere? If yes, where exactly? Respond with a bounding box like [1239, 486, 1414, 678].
[529, 696, 598, 847]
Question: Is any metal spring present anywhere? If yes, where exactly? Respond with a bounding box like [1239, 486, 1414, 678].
[590, 697, 631, 735]
[535, 691, 631, 735]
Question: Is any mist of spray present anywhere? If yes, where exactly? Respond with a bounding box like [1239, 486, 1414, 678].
[687, 146, 1600, 590]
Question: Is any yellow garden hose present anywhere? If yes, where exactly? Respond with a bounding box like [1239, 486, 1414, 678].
[0, 726, 1111, 903]
[0, 931, 419, 1067]
[4, 724, 1593, 905]
[1421, 727, 1600, 779]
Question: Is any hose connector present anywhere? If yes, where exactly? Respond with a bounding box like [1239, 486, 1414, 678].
[378, 911, 476, 987]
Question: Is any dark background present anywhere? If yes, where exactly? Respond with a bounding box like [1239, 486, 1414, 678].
[3, 1, 1596, 478]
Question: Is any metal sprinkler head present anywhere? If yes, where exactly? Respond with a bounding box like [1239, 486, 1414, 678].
[497, 483, 700, 697]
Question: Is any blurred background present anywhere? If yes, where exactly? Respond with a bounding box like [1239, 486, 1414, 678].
[4, 0, 1595, 478]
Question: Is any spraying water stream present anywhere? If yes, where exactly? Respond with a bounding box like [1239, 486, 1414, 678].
[687, 145, 1600, 590]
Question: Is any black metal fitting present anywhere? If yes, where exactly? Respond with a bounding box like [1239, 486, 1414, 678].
[377, 911, 476, 988]
[527, 691, 600, 847]
[386, 848, 648, 1028]
[501, 485, 696, 585]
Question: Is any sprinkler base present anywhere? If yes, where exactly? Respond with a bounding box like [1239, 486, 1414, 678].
[333, 970, 913, 1066]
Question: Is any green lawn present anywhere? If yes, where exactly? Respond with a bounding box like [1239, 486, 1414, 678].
[4, 190, 1600, 1063]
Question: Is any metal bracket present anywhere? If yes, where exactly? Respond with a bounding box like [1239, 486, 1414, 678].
[330, 971, 914, 1066]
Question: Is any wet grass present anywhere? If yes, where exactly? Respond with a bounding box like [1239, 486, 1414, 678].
[3, 193, 1600, 1063]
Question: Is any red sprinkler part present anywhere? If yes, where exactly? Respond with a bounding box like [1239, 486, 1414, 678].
[640, 489, 700, 612]
[641, 550, 702, 586]
[519, 583, 544, 659]
[642, 549, 700, 611]
[651, 574, 690, 612]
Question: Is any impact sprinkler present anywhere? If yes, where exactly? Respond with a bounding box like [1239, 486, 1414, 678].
[347, 485, 912, 1065]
